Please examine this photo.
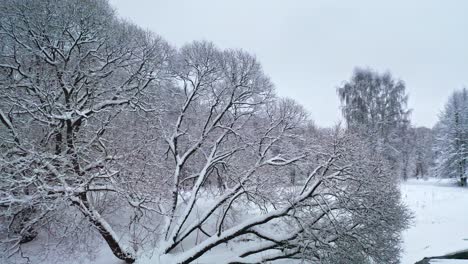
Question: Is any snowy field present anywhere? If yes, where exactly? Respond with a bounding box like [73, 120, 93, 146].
[401, 179, 468, 264]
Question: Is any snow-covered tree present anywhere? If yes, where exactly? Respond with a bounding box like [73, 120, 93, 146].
[0, 1, 411, 263]
[412, 127, 434, 178]
[337, 68, 412, 178]
[132, 43, 410, 263]
[433, 88, 468, 185]
[295, 130, 410, 264]
[0, 0, 171, 261]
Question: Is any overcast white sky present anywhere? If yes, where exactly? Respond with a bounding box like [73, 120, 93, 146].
[109, 0, 468, 128]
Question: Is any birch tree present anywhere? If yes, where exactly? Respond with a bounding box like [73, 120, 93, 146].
[337, 68, 412, 178]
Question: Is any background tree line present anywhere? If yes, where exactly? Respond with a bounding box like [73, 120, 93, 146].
[338, 68, 429, 181]
[338, 68, 467, 186]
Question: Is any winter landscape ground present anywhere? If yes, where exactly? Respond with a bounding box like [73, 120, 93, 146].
[401, 179, 468, 264]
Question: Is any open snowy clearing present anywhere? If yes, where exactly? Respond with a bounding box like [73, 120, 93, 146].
[401, 179, 468, 264]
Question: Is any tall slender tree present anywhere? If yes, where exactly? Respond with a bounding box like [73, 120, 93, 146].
[433, 88, 468, 185]
[412, 127, 434, 178]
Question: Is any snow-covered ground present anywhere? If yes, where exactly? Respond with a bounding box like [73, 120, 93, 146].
[401, 178, 468, 264]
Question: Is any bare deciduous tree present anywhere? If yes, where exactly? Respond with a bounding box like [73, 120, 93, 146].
[1, 1, 411, 263]
[0, 0, 171, 261]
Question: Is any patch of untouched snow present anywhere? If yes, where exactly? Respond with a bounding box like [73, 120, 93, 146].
[94, 247, 126, 264]
[401, 178, 468, 264]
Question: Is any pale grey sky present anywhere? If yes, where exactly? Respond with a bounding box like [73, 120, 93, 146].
[109, 0, 468, 128]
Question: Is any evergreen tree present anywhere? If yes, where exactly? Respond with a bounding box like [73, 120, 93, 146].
[433, 88, 468, 185]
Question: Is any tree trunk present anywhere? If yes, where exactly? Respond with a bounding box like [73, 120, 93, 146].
[76, 193, 135, 263]
[10, 208, 39, 244]
[461, 177, 467, 187]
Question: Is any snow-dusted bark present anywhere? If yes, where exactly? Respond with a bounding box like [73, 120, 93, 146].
[72, 193, 135, 262]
